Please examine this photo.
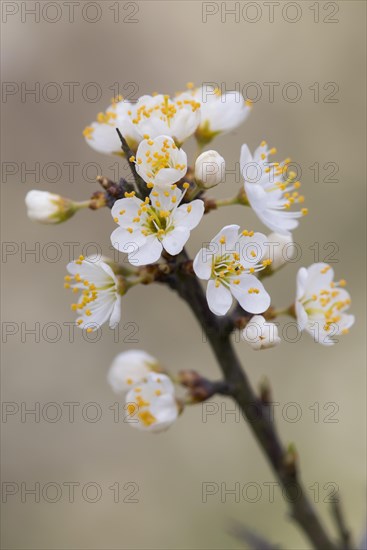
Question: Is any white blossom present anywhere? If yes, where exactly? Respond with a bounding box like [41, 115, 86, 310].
[65, 256, 122, 332]
[193, 224, 272, 316]
[125, 373, 178, 432]
[296, 263, 354, 346]
[243, 315, 281, 350]
[134, 135, 187, 188]
[111, 185, 204, 266]
[179, 83, 252, 143]
[127, 93, 201, 144]
[241, 141, 307, 235]
[83, 97, 141, 155]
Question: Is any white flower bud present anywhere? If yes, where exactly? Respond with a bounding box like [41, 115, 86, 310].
[25, 190, 76, 224]
[265, 232, 294, 270]
[195, 150, 225, 189]
[107, 350, 160, 394]
[243, 315, 281, 351]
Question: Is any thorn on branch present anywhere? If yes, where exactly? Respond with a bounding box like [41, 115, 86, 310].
[259, 376, 272, 406]
[229, 519, 280, 550]
[116, 128, 147, 197]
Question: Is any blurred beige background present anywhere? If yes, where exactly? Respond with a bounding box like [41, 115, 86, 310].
[1, 1, 366, 549]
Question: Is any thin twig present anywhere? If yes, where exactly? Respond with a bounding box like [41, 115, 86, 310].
[331, 496, 353, 549]
[229, 519, 281, 549]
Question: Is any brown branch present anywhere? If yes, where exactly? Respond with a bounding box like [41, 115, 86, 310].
[161, 248, 337, 550]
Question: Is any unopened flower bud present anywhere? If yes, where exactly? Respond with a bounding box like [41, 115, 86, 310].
[25, 190, 76, 224]
[195, 150, 225, 189]
[265, 232, 294, 270]
[243, 315, 280, 351]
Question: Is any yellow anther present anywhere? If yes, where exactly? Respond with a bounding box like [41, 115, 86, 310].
[138, 410, 156, 426]
[127, 403, 137, 416]
[83, 126, 94, 139]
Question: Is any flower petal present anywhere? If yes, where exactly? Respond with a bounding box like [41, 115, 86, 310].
[162, 227, 190, 256]
[173, 199, 204, 229]
[206, 280, 233, 316]
[193, 248, 212, 280]
[111, 227, 146, 252]
[230, 275, 271, 314]
[132, 235, 163, 266]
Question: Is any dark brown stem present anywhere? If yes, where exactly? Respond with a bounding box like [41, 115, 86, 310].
[115, 129, 147, 197]
[331, 496, 353, 549]
[165, 248, 337, 550]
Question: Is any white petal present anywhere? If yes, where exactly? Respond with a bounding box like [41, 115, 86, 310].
[240, 144, 254, 174]
[109, 295, 121, 329]
[132, 235, 163, 266]
[173, 199, 204, 229]
[111, 198, 141, 224]
[110, 227, 146, 252]
[211, 224, 240, 248]
[206, 280, 233, 316]
[295, 301, 308, 331]
[230, 275, 271, 314]
[193, 248, 212, 280]
[305, 263, 334, 293]
[296, 267, 308, 300]
[155, 168, 185, 187]
[162, 227, 190, 256]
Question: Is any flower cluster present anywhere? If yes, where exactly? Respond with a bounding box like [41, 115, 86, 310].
[25, 81, 355, 432]
[107, 351, 179, 432]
